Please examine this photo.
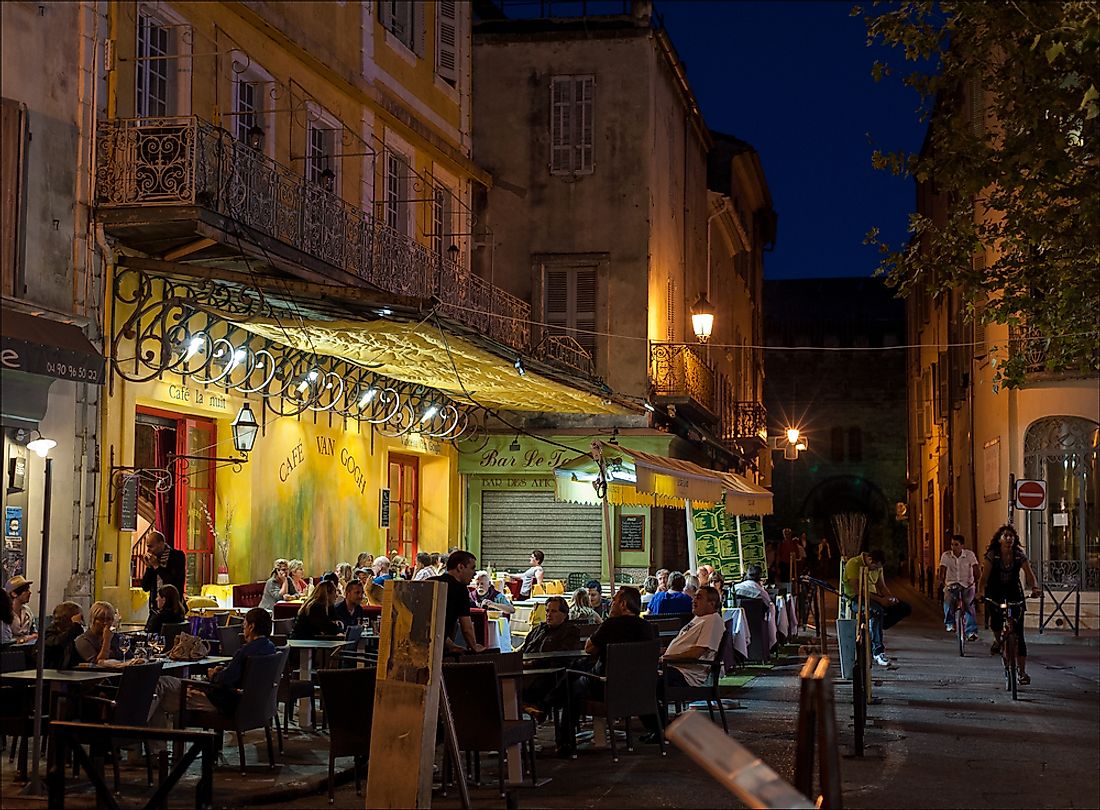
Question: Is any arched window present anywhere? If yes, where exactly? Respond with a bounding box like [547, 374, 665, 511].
[1024, 416, 1099, 590]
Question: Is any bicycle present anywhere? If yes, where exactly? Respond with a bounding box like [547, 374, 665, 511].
[945, 584, 968, 657]
[984, 597, 1026, 700]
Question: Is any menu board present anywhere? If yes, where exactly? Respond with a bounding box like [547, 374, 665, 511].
[118, 476, 139, 532]
[619, 514, 645, 550]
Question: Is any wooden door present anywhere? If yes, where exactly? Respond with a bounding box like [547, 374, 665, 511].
[387, 454, 419, 561]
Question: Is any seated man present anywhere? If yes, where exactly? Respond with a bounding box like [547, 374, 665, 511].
[585, 580, 612, 619]
[372, 556, 393, 586]
[734, 564, 774, 615]
[152, 607, 277, 728]
[660, 585, 726, 689]
[334, 579, 366, 627]
[843, 549, 911, 667]
[647, 572, 693, 615]
[521, 596, 580, 653]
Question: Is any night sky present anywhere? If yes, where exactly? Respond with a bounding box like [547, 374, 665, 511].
[656, 0, 927, 280]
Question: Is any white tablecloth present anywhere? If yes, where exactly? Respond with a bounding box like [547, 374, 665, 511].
[487, 616, 513, 652]
[721, 607, 749, 672]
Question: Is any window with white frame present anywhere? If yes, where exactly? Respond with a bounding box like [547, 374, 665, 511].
[431, 184, 454, 259]
[306, 117, 339, 187]
[544, 265, 599, 359]
[136, 12, 174, 116]
[550, 75, 595, 175]
[384, 150, 411, 233]
[436, 1, 459, 85]
[379, 1, 422, 55]
[233, 77, 258, 141]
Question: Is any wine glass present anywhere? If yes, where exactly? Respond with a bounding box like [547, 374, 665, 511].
[118, 633, 131, 663]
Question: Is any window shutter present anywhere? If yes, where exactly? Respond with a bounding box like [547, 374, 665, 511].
[575, 76, 594, 173]
[545, 269, 569, 335]
[436, 0, 458, 84]
[379, 1, 392, 32]
[573, 268, 597, 357]
[413, 2, 426, 58]
[665, 278, 675, 342]
[1, 98, 26, 297]
[936, 351, 948, 423]
[550, 77, 573, 173]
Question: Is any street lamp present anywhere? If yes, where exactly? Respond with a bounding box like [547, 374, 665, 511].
[231, 402, 260, 454]
[24, 433, 54, 796]
[690, 293, 715, 344]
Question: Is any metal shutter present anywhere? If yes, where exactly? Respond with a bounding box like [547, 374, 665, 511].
[480, 490, 603, 580]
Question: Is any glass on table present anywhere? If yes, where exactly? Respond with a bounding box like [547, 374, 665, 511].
[117, 633, 131, 662]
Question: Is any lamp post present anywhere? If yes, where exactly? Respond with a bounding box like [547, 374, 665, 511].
[23, 433, 54, 796]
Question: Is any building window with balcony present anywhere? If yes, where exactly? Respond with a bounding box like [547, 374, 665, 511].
[306, 116, 339, 190]
[431, 183, 454, 260]
[384, 150, 411, 234]
[550, 75, 595, 175]
[544, 264, 598, 362]
[136, 12, 181, 117]
[231, 57, 274, 154]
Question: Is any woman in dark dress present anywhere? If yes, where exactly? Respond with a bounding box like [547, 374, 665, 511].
[145, 584, 187, 635]
[982, 524, 1040, 684]
[291, 580, 342, 639]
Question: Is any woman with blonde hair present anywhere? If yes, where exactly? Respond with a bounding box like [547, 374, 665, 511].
[290, 580, 342, 639]
[335, 562, 354, 596]
[74, 601, 123, 664]
[288, 560, 308, 596]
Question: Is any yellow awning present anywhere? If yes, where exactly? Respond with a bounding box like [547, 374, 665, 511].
[554, 441, 773, 515]
[236, 318, 627, 414]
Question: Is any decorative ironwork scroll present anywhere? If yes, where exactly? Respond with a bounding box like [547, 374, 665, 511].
[110, 266, 477, 438]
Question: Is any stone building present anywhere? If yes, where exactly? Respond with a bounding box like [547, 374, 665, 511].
[762, 278, 908, 568]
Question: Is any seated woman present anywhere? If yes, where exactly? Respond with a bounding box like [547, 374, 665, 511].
[640, 576, 659, 608]
[290, 580, 342, 639]
[44, 602, 84, 669]
[335, 562, 354, 597]
[74, 601, 124, 664]
[260, 559, 292, 610]
[145, 584, 187, 635]
[568, 588, 603, 625]
[472, 571, 515, 615]
[288, 559, 309, 596]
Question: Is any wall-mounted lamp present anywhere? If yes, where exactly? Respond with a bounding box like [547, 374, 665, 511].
[230, 403, 260, 455]
[447, 243, 460, 261]
[509, 434, 521, 452]
[246, 125, 265, 151]
[690, 293, 715, 344]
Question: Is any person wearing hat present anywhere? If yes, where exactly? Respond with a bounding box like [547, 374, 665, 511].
[6, 576, 38, 641]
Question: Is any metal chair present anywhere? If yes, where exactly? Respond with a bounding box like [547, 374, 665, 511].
[161, 621, 190, 650]
[565, 640, 665, 762]
[316, 666, 376, 803]
[216, 625, 243, 657]
[660, 629, 732, 733]
[443, 660, 538, 798]
[565, 572, 591, 592]
[736, 597, 769, 662]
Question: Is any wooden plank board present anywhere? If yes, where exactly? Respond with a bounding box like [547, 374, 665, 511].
[365, 579, 447, 809]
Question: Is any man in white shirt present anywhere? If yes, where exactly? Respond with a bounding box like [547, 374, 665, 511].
[937, 534, 980, 641]
[734, 564, 774, 616]
[661, 585, 726, 688]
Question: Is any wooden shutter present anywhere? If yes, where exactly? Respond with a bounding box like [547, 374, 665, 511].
[545, 268, 569, 338]
[436, 0, 458, 84]
[665, 278, 675, 342]
[574, 76, 594, 173]
[550, 77, 573, 173]
[574, 268, 597, 357]
[936, 351, 948, 422]
[1, 98, 26, 297]
[413, 2, 426, 58]
[379, 1, 392, 31]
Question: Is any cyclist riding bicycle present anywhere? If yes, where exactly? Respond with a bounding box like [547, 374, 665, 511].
[981, 524, 1040, 685]
[937, 533, 980, 641]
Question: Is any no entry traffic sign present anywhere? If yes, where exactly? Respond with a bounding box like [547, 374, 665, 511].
[1014, 479, 1047, 510]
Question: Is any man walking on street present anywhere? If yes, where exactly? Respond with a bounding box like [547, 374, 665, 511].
[844, 549, 911, 667]
[938, 534, 980, 641]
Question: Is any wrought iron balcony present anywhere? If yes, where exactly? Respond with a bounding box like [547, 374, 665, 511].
[722, 398, 768, 445]
[649, 342, 717, 421]
[95, 116, 533, 353]
[1010, 320, 1099, 377]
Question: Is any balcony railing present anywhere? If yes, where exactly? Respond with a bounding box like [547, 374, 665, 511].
[96, 116, 533, 353]
[649, 343, 766, 449]
[1010, 320, 1099, 376]
[650, 342, 716, 414]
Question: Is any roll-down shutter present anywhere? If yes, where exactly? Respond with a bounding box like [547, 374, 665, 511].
[480, 489, 602, 580]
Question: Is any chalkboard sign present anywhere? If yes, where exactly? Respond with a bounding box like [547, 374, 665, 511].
[379, 488, 391, 529]
[119, 476, 139, 532]
[619, 514, 645, 550]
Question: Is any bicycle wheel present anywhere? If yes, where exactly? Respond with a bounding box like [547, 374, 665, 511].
[1003, 631, 1018, 700]
[956, 606, 965, 656]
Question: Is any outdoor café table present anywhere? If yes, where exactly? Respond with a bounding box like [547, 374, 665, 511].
[286, 639, 350, 726]
[2, 667, 121, 683]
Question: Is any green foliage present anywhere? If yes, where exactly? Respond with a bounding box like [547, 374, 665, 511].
[856, 1, 1100, 387]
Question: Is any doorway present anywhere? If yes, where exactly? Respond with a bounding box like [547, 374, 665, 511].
[387, 454, 419, 561]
